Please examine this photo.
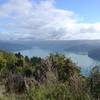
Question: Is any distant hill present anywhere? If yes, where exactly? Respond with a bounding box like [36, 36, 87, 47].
[88, 48, 100, 61]
[1, 40, 100, 61]
[65, 44, 99, 53]
[65, 40, 100, 53]
[0, 41, 31, 51]
[28, 40, 100, 52]
[64, 40, 100, 60]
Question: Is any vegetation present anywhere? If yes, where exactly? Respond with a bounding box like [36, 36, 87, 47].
[0, 50, 99, 100]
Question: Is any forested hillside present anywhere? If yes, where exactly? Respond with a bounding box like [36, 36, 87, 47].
[0, 50, 99, 100]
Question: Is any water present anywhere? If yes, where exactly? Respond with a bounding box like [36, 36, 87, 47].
[16, 47, 100, 76]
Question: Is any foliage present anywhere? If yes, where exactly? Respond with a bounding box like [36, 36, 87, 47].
[0, 50, 99, 100]
[90, 66, 100, 99]
[26, 83, 92, 100]
[30, 56, 41, 66]
[5, 73, 26, 93]
[49, 53, 80, 80]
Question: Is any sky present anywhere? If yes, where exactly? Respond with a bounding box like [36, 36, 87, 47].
[56, 0, 100, 23]
[0, 0, 100, 41]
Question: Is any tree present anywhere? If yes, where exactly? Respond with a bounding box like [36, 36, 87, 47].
[30, 56, 41, 66]
[48, 53, 80, 82]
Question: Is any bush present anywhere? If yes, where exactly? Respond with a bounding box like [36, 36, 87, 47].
[16, 67, 33, 77]
[26, 83, 92, 100]
[5, 73, 26, 93]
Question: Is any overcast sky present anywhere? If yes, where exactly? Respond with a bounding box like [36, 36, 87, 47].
[0, 0, 100, 41]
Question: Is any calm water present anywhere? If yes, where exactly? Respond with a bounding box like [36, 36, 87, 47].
[16, 48, 100, 76]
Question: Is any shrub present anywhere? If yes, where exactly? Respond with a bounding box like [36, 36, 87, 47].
[5, 73, 26, 93]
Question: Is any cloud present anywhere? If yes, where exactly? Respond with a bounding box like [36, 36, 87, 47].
[0, 0, 100, 41]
